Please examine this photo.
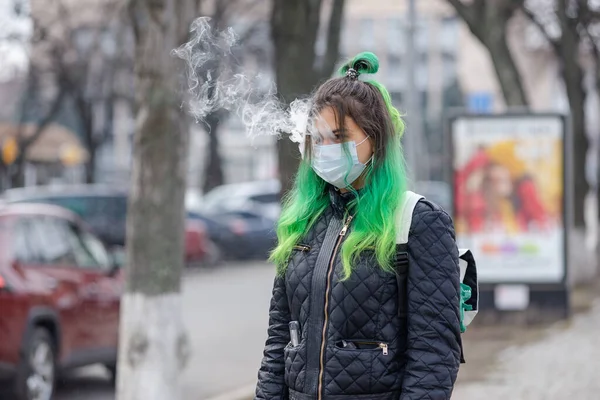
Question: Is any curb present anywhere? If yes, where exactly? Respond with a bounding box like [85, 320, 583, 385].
[203, 384, 255, 400]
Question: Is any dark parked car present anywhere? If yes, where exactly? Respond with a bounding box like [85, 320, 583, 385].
[2, 185, 212, 266]
[188, 209, 277, 260]
[190, 180, 280, 260]
[0, 203, 122, 400]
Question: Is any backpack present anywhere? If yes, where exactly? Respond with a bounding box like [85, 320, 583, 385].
[395, 191, 479, 361]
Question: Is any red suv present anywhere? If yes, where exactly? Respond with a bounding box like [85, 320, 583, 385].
[0, 203, 122, 400]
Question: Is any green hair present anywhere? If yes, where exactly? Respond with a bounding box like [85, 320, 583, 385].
[270, 52, 407, 279]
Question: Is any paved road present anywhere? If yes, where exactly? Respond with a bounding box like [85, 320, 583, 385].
[53, 261, 274, 400]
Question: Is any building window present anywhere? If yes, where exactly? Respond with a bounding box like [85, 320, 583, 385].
[387, 17, 404, 55]
[359, 18, 375, 49]
[416, 54, 429, 89]
[341, 19, 354, 57]
[440, 17, 459, 54]
[442, 53, 457, 86]
[387, 54, 404, 91]
[415, 19, 429, 54]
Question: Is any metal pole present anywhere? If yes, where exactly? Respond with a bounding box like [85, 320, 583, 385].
[404, 0, 423, 183]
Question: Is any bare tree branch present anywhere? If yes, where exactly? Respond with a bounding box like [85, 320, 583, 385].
[446, 0, 475, 25]
[584, 24, 600, 70]
[522, 6, 562, 54]
[21, 87, 67, 149]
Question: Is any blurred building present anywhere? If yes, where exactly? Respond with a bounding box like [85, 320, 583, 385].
[5, 0, 598, 192]
[342, 0, 570, 111]
[341, 0, 588, 180]
[194, 0, 591, 188]
[0, 122, 88, 185]
[0, 0, 134, 189]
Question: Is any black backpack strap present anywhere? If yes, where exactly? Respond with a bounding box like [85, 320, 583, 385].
[395, 238, 467, 363]
[395, 243, 409, 318]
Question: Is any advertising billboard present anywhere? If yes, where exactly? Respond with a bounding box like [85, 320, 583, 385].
[450, 114, 567, 284]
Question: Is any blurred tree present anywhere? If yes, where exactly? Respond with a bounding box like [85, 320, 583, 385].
[199, 0, 266, 194]
[0, 0, 65, 187]
[271, 0, 346, 197]
[11, 0, 133, 185]
[446, 0, 530, 108]
[9, 64, 67, 187]
[117, 0, 199, 398]
[580, 3, 600, 223]
[16, 0, 133, 182]
[523, 0, 590, 228]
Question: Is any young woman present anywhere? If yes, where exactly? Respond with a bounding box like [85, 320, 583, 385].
[255, 52, 462, 400]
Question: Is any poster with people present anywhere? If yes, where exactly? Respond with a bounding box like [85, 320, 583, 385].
[451, 115, 566, 283]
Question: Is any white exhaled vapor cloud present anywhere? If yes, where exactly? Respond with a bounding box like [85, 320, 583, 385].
[172, 17, 312, 144]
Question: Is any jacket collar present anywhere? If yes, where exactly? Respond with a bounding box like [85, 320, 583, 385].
[328, 185, 360, 218]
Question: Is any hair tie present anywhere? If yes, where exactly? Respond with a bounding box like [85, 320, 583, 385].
[345, 68, 359, 80]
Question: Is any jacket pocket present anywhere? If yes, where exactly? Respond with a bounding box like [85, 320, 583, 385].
[327, 341, 403, 395]
[335, 339, 389, 355]
[288, 244, 312, 266]
[292, 244, 311, 252]
[284, 340, 307, 392]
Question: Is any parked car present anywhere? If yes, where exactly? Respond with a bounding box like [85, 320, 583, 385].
[189, 180, 281, 260]
[2, 185, 213, 267]
[197, 179, 281, 221]
[188, 209, 277, 260]
[0, 203, 122, 400]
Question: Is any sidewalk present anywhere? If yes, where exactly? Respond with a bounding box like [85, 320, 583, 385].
[455, 277, 600, 389]
[454, 298, 600, 399]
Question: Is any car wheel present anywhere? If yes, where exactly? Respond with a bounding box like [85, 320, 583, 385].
[14, 328, 56, 400]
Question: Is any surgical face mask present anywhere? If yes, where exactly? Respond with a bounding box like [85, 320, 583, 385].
[312, 137, 372, 189]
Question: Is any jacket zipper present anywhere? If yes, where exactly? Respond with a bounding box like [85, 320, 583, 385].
[293, 245, 311, 252]
[380, 342, 388, 355]
[317, 213, 353, 400]
[346, 340, 389, 355]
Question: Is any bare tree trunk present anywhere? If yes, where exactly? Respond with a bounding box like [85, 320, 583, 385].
[485, 23, 529, 108]
[78, 100, 96, 184]
[523, 2, 589, 229]
[591, 51, 600, 231]
[271, 0, 320, 196]
[10, 156, 26, 188]
[117, 0, 192, 398]
[557, 4, 588, 228]
[447, 0, 529, 107]
[271, 0, 346, 197]
[568, 82, 588, 228]
[202, 112, 225, 193]
[85, 143, 97, 184]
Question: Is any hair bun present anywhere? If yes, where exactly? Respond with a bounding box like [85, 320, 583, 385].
[339, 52, 380, 77]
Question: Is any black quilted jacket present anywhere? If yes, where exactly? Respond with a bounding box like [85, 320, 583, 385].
[255, 189, 462, 400]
